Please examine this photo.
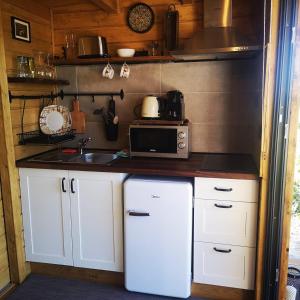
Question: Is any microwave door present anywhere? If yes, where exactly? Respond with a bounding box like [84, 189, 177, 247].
[130, 128, 177, 153]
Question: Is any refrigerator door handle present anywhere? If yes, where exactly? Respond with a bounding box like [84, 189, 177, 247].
[128, 210, 150, 217]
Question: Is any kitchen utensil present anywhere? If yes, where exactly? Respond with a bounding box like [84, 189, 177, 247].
[120, 62, 130, 78]
[102, 62, 114, 79]
[113, 115, 119, 124]
[94, 107, 108, 124]
[39, 105, 72, 135]
[165, 4, 179, 51]
[71, 98, 86, 133]
[108, 97, 116, 116]
[78, 36, 108, 58]
[117, 48, 135, 57]
[141, 95, 160, 119]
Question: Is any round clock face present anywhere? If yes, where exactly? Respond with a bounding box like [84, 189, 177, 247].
[127, 3, 155, 34]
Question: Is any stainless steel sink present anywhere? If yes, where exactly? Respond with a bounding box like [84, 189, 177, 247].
[69, 153, 118, 164]
[29, 151, 118, 165]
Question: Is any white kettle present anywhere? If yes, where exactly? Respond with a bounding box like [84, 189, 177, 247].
[141, 95, 159, 119]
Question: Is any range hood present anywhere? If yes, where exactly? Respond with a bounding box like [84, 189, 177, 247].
[171, 0, 261, 61]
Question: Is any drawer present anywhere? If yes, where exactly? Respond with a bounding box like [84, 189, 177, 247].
[193, 242, 255, 290]
[194, 177, 258, 203]
[194, 199, 257, 247]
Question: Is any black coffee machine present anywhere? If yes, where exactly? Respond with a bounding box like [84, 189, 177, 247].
[164, 90, 185, 121]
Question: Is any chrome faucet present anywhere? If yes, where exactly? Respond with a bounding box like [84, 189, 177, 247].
[78, 137, 92, 155]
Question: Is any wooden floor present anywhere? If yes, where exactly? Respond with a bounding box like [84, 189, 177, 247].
[7, 274, 208, 300]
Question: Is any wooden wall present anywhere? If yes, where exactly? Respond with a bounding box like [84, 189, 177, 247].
[0, 184, 10, 290]
[51, 0, 258, 57]
[1, 0, 55, 160]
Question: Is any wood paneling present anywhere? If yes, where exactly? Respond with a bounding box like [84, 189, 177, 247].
[0, 0, 55, 285]
[50, 0, 258, 57]
[0, 185, 10, 291]
[1, 0, 56, 160]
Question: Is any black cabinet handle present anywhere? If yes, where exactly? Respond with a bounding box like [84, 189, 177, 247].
[214, 204, 233, 209]
[70, 178, 75, 194]
[213, 247, 232, 253]
[214, 187, 233, 192]
[128, 211, 150, 217]
[61, 177, 66, 193]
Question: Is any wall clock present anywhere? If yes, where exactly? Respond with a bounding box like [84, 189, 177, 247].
[127, 3, 155, 33]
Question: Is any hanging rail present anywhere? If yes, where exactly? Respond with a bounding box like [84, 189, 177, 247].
[8, 89, 125, 103]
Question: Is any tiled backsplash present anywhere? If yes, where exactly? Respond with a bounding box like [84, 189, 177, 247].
[58, 59, 262, 157]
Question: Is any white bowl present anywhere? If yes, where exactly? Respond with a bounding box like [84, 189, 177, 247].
[117, 48, 135, 58]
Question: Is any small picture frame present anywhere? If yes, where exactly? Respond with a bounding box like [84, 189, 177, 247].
[11, 17, 31, 43]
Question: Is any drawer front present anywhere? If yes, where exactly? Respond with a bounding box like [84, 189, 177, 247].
[193, 242, 255, 290]
[194, 199, 257, 247]
[194, 178, 258, 203]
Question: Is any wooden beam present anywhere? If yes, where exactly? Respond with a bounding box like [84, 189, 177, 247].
[89, 0, 118, 13]
[0, 1, 30, 283]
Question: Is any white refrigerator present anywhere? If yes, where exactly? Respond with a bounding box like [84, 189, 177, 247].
[124, 176, 193, 298]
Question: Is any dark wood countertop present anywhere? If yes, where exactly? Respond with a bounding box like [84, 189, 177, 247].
[16, 151, 259, 180]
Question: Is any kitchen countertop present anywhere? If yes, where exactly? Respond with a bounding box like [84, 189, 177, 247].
[16, 150, 259, 180]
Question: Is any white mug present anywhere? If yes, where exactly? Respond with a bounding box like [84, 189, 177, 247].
[102, 63, 114, 79]
[120, 62, 130, 78]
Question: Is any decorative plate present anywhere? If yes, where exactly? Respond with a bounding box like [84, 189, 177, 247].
[127, 3, 154, 33]
[39, 105, 72, 135]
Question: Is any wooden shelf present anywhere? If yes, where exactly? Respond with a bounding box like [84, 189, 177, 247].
[54, 56, 177, 66]
[7, 77, 70, 85]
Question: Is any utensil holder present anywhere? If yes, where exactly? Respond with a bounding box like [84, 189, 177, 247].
[105, 122, 118, 141]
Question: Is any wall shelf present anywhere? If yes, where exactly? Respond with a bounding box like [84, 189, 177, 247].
[53, 56, 177, 66]
[7, 77, 70, 85]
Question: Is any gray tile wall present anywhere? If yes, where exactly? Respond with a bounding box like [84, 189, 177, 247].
[57, 59, 262, 157]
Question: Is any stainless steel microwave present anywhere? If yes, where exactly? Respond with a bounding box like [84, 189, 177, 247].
[129, 125, 190, 159]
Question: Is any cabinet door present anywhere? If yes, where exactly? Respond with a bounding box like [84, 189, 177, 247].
[69, 171, 126, 272]
[194, 199, 257, 247]
[193, 242, 255, 290]
[19, 168, 73, 265]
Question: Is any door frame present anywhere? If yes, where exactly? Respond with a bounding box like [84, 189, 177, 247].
[278, 2, 300, 299]
[262, 0, 298, 298]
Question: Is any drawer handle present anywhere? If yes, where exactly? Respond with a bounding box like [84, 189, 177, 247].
[128, 211, 150, 217]
[70, 178, 75, 194]
[214, 187, 233, 192]
[214, 204, 233, 209]
[61, 177, 66, 193]
[213, 247, 232, 254]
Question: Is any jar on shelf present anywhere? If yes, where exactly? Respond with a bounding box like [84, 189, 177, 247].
[16, 56, 29, 78]
[35, 51, 46, 78]
[27, 57, 35, 78]
[45, 53, 56, 79]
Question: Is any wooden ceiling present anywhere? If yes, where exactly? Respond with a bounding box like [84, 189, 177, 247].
[39, 0, 119, 13]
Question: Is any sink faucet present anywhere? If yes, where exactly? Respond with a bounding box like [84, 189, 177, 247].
[78, 137, 92, 155]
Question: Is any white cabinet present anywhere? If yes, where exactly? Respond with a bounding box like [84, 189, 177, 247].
[193, 177, 258, 290]
[194, 199, 257, 247]
[194, 177, 258, 203]
[194, 242, 255, 290]
[19, 169, 73, 266]
[19, 168, 126, 272]
[70, 171, 124, 271]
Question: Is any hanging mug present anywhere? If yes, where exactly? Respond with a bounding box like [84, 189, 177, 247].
[102, 62, 114, 79]
[120, 62, 130, 79]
